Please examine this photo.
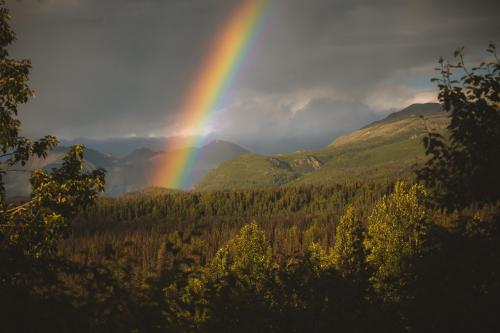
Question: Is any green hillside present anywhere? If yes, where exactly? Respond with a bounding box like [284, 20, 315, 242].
[195, 103, 448, 190]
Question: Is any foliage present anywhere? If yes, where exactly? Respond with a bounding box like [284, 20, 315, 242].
[65, 182, 392, 266]
[3, 145, 104, 258]
[0, 2, 108, 331]
[0, 0, 58, 198]
[406, 208, 500, 332]
[332, 205, 366, 283]
[417, 44, 500, 209]
[0, 0, 105, 258]
[364, 182, 430, 301]
[210, 222, 273, 282]
[202, 223, 276, 332]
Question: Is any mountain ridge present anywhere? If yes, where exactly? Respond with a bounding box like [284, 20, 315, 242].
[4, 103, 448, 195]
[359, 103, 443, 130]
[195, 103, 449, 191]
[3, 140, 248, 196]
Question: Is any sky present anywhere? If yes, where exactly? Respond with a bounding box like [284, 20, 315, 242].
[7, 0, 500, 153]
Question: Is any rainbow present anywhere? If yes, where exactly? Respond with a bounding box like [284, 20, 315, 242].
[153, 0, 273, 189]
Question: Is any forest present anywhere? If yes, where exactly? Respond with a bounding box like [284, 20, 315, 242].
[1, 1, 500, 332]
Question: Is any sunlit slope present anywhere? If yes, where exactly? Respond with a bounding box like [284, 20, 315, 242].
[195, 103, 448, 190]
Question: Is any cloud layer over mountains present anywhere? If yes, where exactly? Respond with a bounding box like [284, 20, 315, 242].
[9, 0, 500, 153]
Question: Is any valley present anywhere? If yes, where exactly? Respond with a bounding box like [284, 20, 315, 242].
[4, 103, 448, 197]
[197, 103, 447, 190]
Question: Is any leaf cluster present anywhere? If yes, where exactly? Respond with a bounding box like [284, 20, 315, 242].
[417, 44, 500, 209]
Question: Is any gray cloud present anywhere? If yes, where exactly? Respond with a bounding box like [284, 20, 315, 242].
[7, 0, 500, 152]
[216, 95, 378, 153]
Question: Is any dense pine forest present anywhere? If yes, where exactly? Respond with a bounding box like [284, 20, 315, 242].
[64, 182, 393, 266]
[1, 1, 500, 332]
[56, 182, 498, 332]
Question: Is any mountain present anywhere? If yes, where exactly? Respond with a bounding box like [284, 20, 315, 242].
[358, 102, 443, 130]
[104, 140, 248, 195]
[3, 140, 248, 197]
[195, 103, 448, 190]
[201, 140, 251, 164]
[60, 135, 207, 157]
[3, 146, 116, 197]
[5, 104, 446, 195]
[329, 103, 445, 148]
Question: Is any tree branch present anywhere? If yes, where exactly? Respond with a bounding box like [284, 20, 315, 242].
[3, 169, 33, 173]
[0, 152, 15, 159]
[4, 200, 32, 214]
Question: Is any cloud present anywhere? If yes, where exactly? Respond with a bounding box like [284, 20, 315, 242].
[210, 88, 378, 153]
[364, 83, 437, 111]
[7, 0, 500, 152]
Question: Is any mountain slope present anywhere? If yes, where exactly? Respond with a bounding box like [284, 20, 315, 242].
[96, 140, 248, 195]
[358, 102, 444, 130]
[60, 135, 205, 157]
[104, 140, 249, 195]
[195, 103, 448, 191]
[3, 147, 116, 196]
[4, 140, 248, 197]
[331, 103, 445, 147]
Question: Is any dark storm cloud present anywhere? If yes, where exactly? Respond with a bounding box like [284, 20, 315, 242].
[241, 0, 500, 94]
[7, 0, 500, 152]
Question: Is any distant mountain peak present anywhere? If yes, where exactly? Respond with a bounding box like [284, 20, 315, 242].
[388, 102, 443, 117]
[204, 139, 245, 147]
[129, 147, 157, 155]
[362, 103, 443, 129]
[329, 103, 448, 148]
[202, 140, 249, 153]
[122, 147, 158, 161]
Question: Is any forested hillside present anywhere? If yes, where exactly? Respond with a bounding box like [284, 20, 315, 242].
[65, 182, 393, 265]
[58, 181, 499, 332]
[196, 103, 448, 190]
